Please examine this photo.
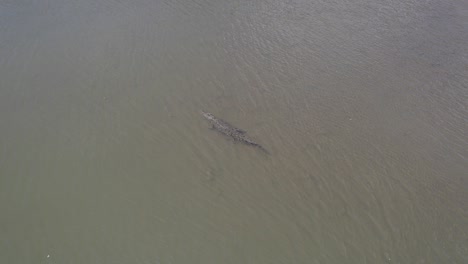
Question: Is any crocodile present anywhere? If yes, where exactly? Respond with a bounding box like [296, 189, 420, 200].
[201, 111, 268, 154]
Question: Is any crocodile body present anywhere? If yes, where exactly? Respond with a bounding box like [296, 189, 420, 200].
[201, 111, 268, 153]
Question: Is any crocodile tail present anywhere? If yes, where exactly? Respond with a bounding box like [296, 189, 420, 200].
[260, 147, 270, 155]
[255, 144, 270, 155]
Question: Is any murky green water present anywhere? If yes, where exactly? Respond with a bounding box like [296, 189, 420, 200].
[1, 0, 467, 263]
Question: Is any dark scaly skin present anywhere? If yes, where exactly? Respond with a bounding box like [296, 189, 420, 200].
[201, 111, 269, 153]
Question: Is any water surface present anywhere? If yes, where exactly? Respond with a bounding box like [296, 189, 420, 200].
[1, 0, 467, 263]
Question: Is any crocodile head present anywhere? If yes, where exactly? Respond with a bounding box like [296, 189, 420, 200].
[201, 111, 215, 121]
